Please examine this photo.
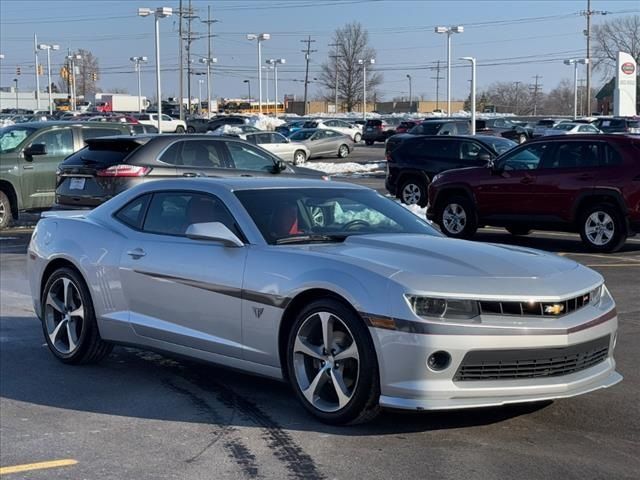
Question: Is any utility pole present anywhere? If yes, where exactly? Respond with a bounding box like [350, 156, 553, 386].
[185, 0, 196, 115]
[581, 0, 609, 116]
[34, 34, 41, 110]
[201, 5, 218, 117]
[577, 78, 586, 116]
[431, 60, 444, 110]
[301, 36, 316, 116]
[513, 81, 522, 114]
[328, 42, 342, 114]
[178, 0, 184, 119]
[530, 75, 542, 116]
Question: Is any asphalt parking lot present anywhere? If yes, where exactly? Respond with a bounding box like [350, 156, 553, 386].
[1, 156, 639, 479]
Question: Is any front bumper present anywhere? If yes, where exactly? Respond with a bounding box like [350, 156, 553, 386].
[370, 309, 621, 411]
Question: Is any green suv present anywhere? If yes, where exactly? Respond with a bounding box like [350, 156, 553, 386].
[0, 121, 135, 228]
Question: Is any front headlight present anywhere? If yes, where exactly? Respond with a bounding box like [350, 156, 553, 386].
[406, 295, 480, 321]
[589, 284, 603, 306]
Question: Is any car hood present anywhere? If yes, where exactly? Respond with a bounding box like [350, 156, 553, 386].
[306, 234, 600, 298]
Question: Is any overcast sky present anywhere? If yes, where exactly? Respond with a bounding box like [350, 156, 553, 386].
[0, 0, 637, 101]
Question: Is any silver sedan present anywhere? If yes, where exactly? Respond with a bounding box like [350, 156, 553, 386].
[288, 128, 355, 159]
[28, 178, 621, 424]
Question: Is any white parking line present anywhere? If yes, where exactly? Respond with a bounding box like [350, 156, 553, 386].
[566, 253, 640, 263]
[481, 227, 640, 244]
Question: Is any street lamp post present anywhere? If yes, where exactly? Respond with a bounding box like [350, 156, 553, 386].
[266, 59, 285, 115]
[244, 79, 251, 102]
[435, 25, 464, 115]
[406, 74, 412, 110]
[262, 64, 271, 112]
[564, 58, 589, 120]
[198, 78, 204, 113]
[14, 78, 18, 109]
[247, 33, 270, 114]
[138, 7, 172, 133]
[38, 43, 60, 115]
[0, 55, 4, 95]
[66, 54, 82, 111]
[130, 56, 148, 114]
[357, 58, 375, 120]
[460, 57, 476, 135]
[199, 57, 217, 117]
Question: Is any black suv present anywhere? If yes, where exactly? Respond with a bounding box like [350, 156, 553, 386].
[594, 117, 640, 134]
[385, 135, 516, 206]
[55, 135, 325, 209]
[385, 118, 472, 153]
[206, 116, 247, 133]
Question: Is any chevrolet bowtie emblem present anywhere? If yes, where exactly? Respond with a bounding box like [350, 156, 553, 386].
[252, 306, 264, 318]
[544, 304, 565, 315]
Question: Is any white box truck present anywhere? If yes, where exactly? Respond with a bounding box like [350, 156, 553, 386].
[95, 94, 148, 113]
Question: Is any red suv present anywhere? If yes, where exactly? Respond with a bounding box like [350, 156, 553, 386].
[427, 134, 640, 252]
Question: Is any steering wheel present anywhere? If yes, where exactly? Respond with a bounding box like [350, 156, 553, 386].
[341, 219, 371, 231]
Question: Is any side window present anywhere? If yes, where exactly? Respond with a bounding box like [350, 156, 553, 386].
[115, 194, 151, 230]
[254, 133, 272, 144]
[439, 123, 455, 135]
[500, 143, 549, 171]
[132, 125, 145, 134]
[159, 141, 225, 168]
[324, 120, 337, 127]
[30, 128, 74, 156]
[601, 144, 623, 167]
[545, 142, 600, 169]
[162, 114, 172, 121]
[245, 135, 258, 145]
[459, 141, 486, 161]
[82, 128, 123, 141]
[271, 133, 287, 143]
[143, 192, 239, 237]
[226, 142, 275, 171]
[430, 140, 459, 160]
[456, 122, 470, 135]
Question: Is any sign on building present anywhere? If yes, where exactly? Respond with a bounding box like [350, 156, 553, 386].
[613, 51, 637, 116]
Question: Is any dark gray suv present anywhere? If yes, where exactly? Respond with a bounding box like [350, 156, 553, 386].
[55, 134, 327, 209]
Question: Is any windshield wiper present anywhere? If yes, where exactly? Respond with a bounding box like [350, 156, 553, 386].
[275, 234, 347, 245]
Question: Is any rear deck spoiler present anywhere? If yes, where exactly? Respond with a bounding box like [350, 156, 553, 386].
[41, 210, 88, 219]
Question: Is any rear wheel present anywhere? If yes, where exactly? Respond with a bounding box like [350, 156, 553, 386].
[0, 191, 14, 230]
[353, 133, 362, 143]
[579, 204, 626, 252]
[506, 226, 531, 236]
[287, 299, 380, 425]
[186, 126, 196, 133]
[293, 150, 307, 165]
[338, 144, 350, 158]
[41, 268, 113, 364]
[437, 195, 478, 239]
[175, 125, 185, 133]
[399, 178, 426, 206]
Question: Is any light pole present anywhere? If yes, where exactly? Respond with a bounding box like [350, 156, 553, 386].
[14, 78, 19, 109]
[262, 64, 271, 112]
[357, 58, 375, 120]
[38, 43, 60, 115]
[199, 57, 217, 117]
[66, 53, 81, 111]
[0, 54, 4, 94]
[138, 7, 172, 133]
[564, 58, 589, 120]
[435, 25, 463, 115]
[266, 59, 285, 115]
[244, 79, 251, 103]
[460, 57, 476, 135]
[406, 74, 412, 110]
[197, 78, 204, 113]
[130, 56, 148, 114]
[247, 33, 270, 114]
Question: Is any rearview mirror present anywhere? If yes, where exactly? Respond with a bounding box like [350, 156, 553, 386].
[24, 143, 47, 158]
[185, 222, 244, 247]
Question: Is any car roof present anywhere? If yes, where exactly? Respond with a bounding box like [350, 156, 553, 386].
[528, 133, 634, 142]
[4, 120, 129, 129]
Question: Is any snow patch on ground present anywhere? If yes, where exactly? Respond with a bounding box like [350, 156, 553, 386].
[247, 115, 286, 131]
[209, 124, 245, 136]
[401, 202, 428, 218]
[304, 161, 386, 175]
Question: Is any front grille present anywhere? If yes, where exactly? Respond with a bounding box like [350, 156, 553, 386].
[454, 335, 610, 381]
[479, 292, 591, 317]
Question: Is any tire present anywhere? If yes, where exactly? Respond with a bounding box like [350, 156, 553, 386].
[399, 178, 427, 207]
[579, 203, 627, 253]
[437, 195, 478, 239]
[41, 267, 113, 365]
[175, 125, 186, 133]
[0, 191, 14, 230]
[186, 126, 196, 133]
[353, 133, 362, 143]
[365, 140, 374, 146]
[506, 226, 531, 236]
[286, 299, 380, 425]
[293, 150, 307, 165]
[338, 144, 350, 158]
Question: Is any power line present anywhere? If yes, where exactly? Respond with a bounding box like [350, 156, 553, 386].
[301, 36, 316, 115]
[530, 75, 543, 115]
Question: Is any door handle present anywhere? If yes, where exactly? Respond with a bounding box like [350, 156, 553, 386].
[127, 248, 146, 259]
[183, 172, 198, 177]
[520, 176, 534, 184]
[23, 165, 34, 170]
[240, 174, 252, 177]
[577, 173, 593, 180]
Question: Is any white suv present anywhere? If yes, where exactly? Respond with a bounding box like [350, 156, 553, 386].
[136, 113, 187, 133]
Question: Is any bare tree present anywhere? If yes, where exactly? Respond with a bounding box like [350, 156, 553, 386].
[540, 79, 574, 115]
[592, 15, 640, 77]
[58, 49, 100, 99]
[478, 81, 535, 114]
[318, 22, 382, 112]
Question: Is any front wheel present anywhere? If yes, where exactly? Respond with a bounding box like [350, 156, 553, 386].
[338, 144, 350, 158]
[353, 133, 362, 143]
[437, 195, 478, 239]
[579, 204, 626, 252]
[293, 150, 307, 165]
[0, 191, 14, 230]
[399, 178, 426, 206]
[287, 299, 380, 425]
[41, 268, 113, 364]
[175, 125, 185, 133]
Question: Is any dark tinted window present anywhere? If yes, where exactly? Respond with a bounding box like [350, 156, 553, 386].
[226, 142, 275, 171]
[303, 121, 319, 128]
[143, 192, 238, 237]
[545, 141, 600, 169]
[132, 125, 145, 134]
[499, 143, 550, 171]
[137, 114, 150, 121]
[115, 194, 151, 230]
[62, 141, 141, 167]
[160, 140, 225, 168]
[459, 141, 488, 161]
[290, 130, 314, 141]
[480, 137, 517, 155]
[82, 128, 124, 141]
[31, 128, 74, 156]
[602, 144, 623, 167]
[416, 122, 444, 135]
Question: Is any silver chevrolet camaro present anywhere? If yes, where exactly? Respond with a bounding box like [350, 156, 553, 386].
[27, 178, 622, 424]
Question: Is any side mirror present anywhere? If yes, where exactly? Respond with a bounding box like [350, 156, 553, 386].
[185, 222, 244, 247]
[23, 143, 47, 159]
[276, 160, 287, 172]
[478, 153, 492, 164]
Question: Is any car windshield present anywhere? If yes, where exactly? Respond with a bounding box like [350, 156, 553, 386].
[481, 137, 517, 155]
[537, 120, 556, 127]
[0, 125, 37, 153]
[235, 188, 440, 245]
[289, 130, 314, 141]
[554, 123, 576, 131]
